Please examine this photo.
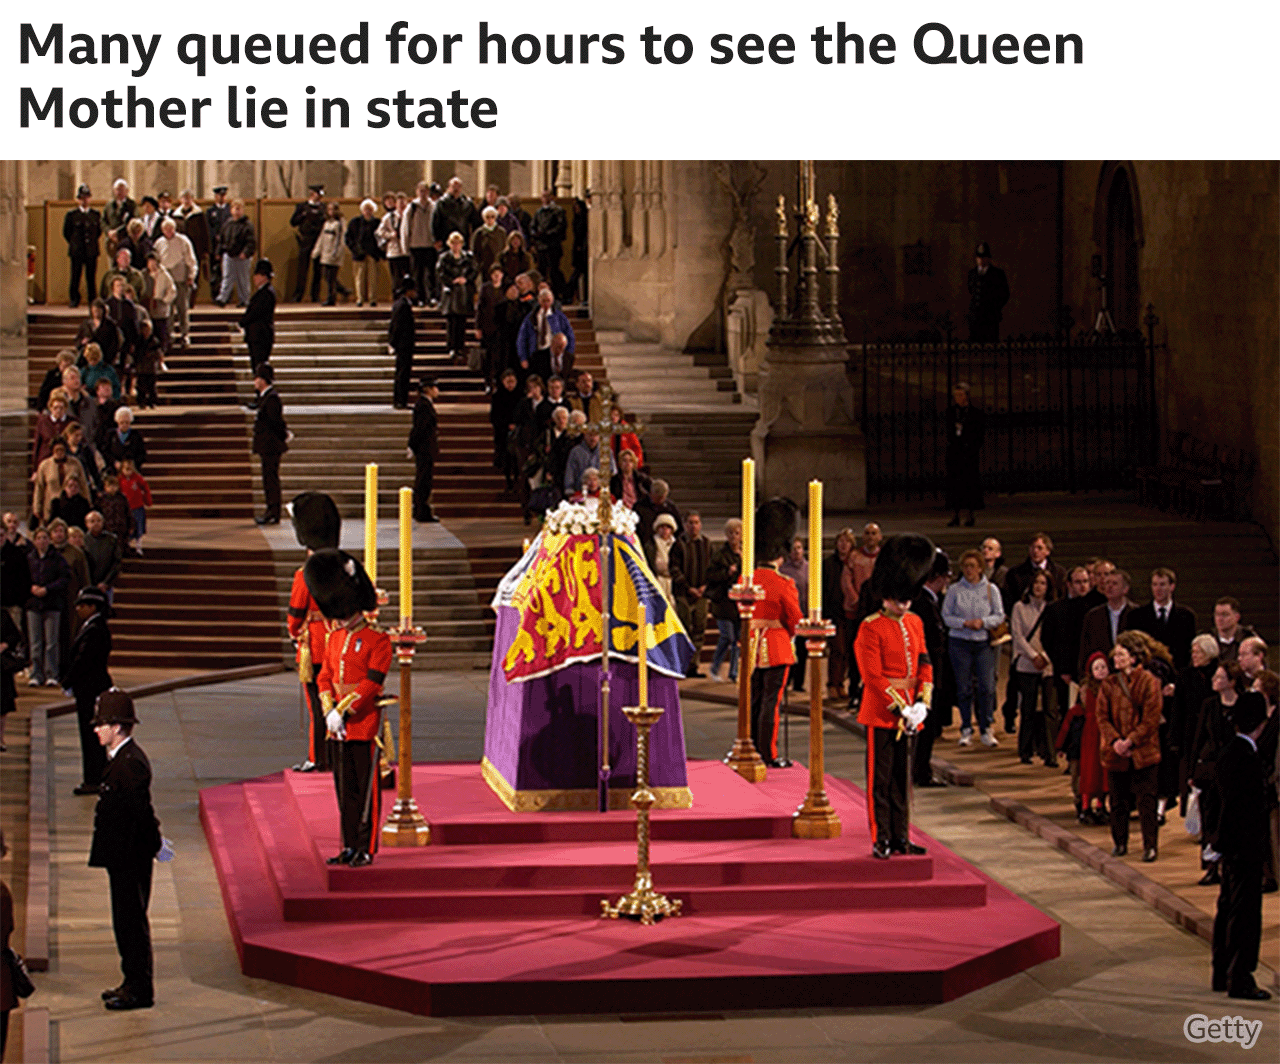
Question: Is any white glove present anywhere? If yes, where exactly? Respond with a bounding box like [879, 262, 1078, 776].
[902, 702, 929, 730]
[326, 709, 345, 739]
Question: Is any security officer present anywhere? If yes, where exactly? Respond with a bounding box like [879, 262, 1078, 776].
[307, 549, 393, 868]
[407, 376, 440, 522]
[290, 183, 328, 303]
[854, 535, 936, 859]
[747, 499, 803, 767]
[530, 189, 568, 300]
[88, 688, 162, 1010]
[65, 184, 103, 308]
[287, 493, 341, 772]
[966, 241, 1010, 343]
[241, 258, 277, 369]
[64, 586, 114, 796]
[206, 185, 231, 301]
[388, 274, 418, 408]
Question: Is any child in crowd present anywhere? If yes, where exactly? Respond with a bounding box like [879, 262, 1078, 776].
[1057, 651, 1111, 824]
[98, 475, 132, 550]
[312, 202, 346, 306]
[116, 459, 152, 556]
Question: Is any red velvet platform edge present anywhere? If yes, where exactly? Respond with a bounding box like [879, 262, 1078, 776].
[200, 760, 1060, 1016]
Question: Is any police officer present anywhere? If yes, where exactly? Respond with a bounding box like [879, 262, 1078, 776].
[241, 258, 277, 369]
[388, 274, 418, 408]
[89, 688, 162, 1010]
[206, 185, 231, 301]
[64, 586, 114, 796]
[747, 499, 803, 767]
[286, 493, 341, 772]
[407, 376, 440, 522]
[530, 189, 568, 301]
[65, 184, 103, 308]
[854, 535, 936, 859]
[306, 549, 393, 868]
[966, 241, 1010, 343]
[291, 183, 327, 303]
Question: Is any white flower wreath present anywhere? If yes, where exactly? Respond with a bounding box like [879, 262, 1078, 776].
[543, 499, 640, 537]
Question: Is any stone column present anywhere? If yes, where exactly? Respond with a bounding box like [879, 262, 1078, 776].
[0, 160, 31, 513]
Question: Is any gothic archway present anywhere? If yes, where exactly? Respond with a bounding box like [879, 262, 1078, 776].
[1093, 163, 1144, 332]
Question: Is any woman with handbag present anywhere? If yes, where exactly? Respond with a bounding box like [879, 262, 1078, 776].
[436, 231, 478, 364]
[942, 548, 1006, 747]
[1011, 570, 1057, 766]
[1096, 631, 1164, 861]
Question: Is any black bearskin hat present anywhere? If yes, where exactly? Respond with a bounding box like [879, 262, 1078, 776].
[754, 497, 799, 565]
[304, 548, 377, 620]
[290, 492, 340, 552]
[855, 533, 937, 622]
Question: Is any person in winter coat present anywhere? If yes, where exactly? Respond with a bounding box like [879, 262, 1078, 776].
[1011, 570, 1057, 766]
[1096, 630, 1164, 861]
[1058, 651, 1111, 823]
[706, 519, 744, 683]
[132, 317, 165, 410]
[345, 199, 383, 307]
[436, 232, 478, 362]
[32, 437, 90, 525]
[143, 254, 176, 353]
[312, 203, 347, 307]
[378, 191, 411, 293]
[31, 389, 72, 477]
[471, 207, 508, 280]
[26, 527, 70, 687]
[498, 229, 533, 290]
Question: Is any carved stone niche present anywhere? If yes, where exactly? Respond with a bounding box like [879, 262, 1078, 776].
[750, 340, 866, 512]
[726, 289, 773, 395]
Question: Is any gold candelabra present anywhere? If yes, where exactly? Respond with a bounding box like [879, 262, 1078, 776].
[791, 611, 842, 838]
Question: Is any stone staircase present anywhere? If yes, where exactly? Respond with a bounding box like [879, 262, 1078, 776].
[597, 331, 738, 412]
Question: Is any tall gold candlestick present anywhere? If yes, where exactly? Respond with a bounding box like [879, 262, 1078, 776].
[807, 480, 822, 615]
[637, 602, 648, 708]
[364, 463, 378, 586]
[740, 457, 755, 580]
[398, 488, 413, 624]
[725, 456, 766, 782]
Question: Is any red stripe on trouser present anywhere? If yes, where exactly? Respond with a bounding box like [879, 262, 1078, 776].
[865, 728, 877, 834]
[768, 664, 789, 760]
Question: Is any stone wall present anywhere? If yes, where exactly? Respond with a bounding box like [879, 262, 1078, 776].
[1, 161, 31, 514]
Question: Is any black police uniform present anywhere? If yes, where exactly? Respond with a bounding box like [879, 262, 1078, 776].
[65, 203, 103, 307]
[290, 195, 327, 302]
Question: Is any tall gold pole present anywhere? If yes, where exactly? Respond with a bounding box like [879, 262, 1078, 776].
[602, 604, 682, 925]
[382, 487, 429, 847]
[724, 458, 766, 782]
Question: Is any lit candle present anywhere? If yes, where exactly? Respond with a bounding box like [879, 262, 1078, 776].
[808, 479, 822, 614]
[637, 601, 648, 707]
[399, 487, 413, 625]
[521, 537, 530, 555]
[364, 463, 378, 586]
[741, 457, 755, 582]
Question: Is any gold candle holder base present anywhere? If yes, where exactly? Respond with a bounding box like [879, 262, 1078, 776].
[381, 624, 431, 847]
[792, 616, 842, 840]
[601, 704, 682, 926]
[724, 582, 768, 783]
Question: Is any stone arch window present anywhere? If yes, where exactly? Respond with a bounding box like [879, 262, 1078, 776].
[1093, 163, 1144, 331]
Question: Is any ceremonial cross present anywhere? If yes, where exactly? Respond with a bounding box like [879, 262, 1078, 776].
[566, 383, 644, 531]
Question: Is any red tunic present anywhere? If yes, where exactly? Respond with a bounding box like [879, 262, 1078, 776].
[854, 609, 934, 730]
[747, 566, 802, 671]
[286, 567, 335, 680]
[316, 619, 393, 742]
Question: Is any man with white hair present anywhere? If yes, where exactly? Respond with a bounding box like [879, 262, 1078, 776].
[1238, 637, 1268, 683]
[563, 424, 602, 496]
[154, 218, 198, 348]
[471, 205, 507, 279]
[345, 199, 383, 307]
[172, 190, 210, 305]
[103, 178, 136, 241]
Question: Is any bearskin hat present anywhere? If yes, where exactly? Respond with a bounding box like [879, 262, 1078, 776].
[304, 548, 377, 621]
[856, 533, 937, 621]
[289, 492, 341, 552]
[754, 497, 799, 565]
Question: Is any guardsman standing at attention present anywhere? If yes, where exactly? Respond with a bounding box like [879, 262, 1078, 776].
[306, 549, 393, 868]
[748, 499, 804, 768]
[286, 492, 341, 773]
[65, 184, 103, 308]
[291, 183, 328, 303]
[854, 535, 936, 859]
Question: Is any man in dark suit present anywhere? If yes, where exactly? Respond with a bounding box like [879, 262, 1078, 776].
[252, 363, 289, 525]
[65, 184, 103, 308]
[1211, 693, 1272, 1000]
[89, 688, 162, 1010]
[966, 241, 1009, 342]
[911, 550, 954, 787]
[1078, 569, 1135, 677]
[63, 587, 114, 796]
[1041, 565, 1094, 718]
[1126, 567, 1197, 670]
[407, 376, 440, 523]
[241, 259, 277, 369]
[388, 276, 418, 409]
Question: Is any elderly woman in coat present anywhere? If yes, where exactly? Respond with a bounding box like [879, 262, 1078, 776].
[32, 437, 90, 524]
[1096, 629, 1164, 862]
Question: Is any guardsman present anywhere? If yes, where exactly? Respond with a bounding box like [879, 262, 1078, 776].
[306, 549, 393, 868]
[286, 493, 341, 773]
[747, 499, 803, 767]
[65, 184, 103, 308]
[206, 185, 230, 301]
[854, 534, 936, 859]
[291, 183, 328, 303]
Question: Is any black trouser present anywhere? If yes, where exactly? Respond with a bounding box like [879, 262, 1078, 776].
[536, 244, 565, 299]
[1213, 854, 1263, 992]
[1108, 763, 1159, 851]
[791, 636, 808, 691]
[208, 252, 223, 302]
[107, 859, 154, 1001]
[260, 452, 282, 519]
[321, 263, 340, 304]
[410, 246, 437, 302]
[913, 705, 945, 785]
[868, 725, 910, 845]
[75, 685, 109, 787]
[393, 347, 414, 407]
[70, 255, 98, 306]
[330, 737, 380, 854]
[414, 454, 435, 520]
[136, 372, 158, 408]
[294, 238, 321, 300]
[1015, 672, 1054, 763]
[387, 255, 411, 292]
[750, 664, 789, 762]
[1002, 662, 1020, 731]
[248, 340, 273, 369]
[446, 314, 468, 356]
[304, 680, 330, 770]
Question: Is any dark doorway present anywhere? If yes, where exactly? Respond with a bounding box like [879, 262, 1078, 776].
[1106, 170, 1140, 332]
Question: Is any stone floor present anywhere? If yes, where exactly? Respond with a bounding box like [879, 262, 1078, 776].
[4, 669, 1277, 1063]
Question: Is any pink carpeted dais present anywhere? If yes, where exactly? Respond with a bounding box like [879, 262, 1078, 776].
[200, 760, 1059, 1016]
